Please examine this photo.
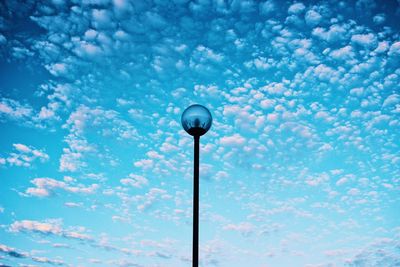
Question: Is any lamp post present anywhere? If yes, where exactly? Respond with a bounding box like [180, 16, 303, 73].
[181, 104, 212, 267]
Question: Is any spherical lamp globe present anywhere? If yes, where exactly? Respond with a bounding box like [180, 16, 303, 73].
[181, 104, 212, 136]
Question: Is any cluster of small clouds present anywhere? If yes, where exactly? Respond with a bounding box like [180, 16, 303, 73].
[6, 219, 185, 266]
[24, 176, 99, 197]
[0, 98, 33, 121]
[345, 237, 400, 267]
[0, 243, 64, 266]
[9, 219, 92, 241]
[134, 188, 172, 212]
[58, 104, 140, 172]
[0, 96, 61, 128]
[0, 143, 49, 167]
[120, 173, 149, 188]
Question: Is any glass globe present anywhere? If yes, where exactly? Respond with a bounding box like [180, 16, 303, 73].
[181, 104, 212, 136]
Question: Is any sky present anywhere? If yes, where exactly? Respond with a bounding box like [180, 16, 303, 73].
[0, 0, 400, 266]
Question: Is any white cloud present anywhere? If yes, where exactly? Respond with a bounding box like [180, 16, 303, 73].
[223, 105, 241, 116]
[59, 149, 84, 172]
[0, 34, 6, 45]
[134, 159, 154, 170]
[13, 143, 31, 153]
[1, 144, 49, 168]
[336, 177, 348, 186]
[388, 41, 400, 56]
[84, 29, 98, 41]
[288, 3, 306, 14]
[305, 10, 322, 26]
[196, 45, 223, 63]
[45, 62, 68, 77]
[26, 187, 50, 197]
[351, 33, 377, 48]
[74, 41, 103, 59]
[260, 82, 286, 95]
[305, 173, 329, 186]
[260, 99, 276, 109]
[114, 29, 131, 41]
[10, 219, 92, 241]
[59, 135, 94, 172]
[267, 113, 279, 123]
[350, 87, 364, 97]
[313, 64, 338, 82]
[259, 0, 275, 15]
[144, 11, 167, 29]
[136, 188, 171, 212]
[223, 222, 255, 236]
[0, 243, 64, 265]
[0, 98, 33, 120]
[330, 45, 355, 61]
[64, 202, 83, 208]
[92, 9, 114, 29]
[312, 24, 348, 43]
[146, 150, 164, 159]
[0, 243, 28, 258]
[215, 171, 229, 180]
[194, 84, 221, 98]
[348, 188, 360, 196]
[25, 177, 99, 197]
[10, 220, 62, 235]
[38, 106, 57, 120]
[374, 41, 389, 54]
[345, 237, 400, 266]
[382, 94, 399, 107]
[65, 105, 138, 140]
[373, 13, 386, 24]
[113, 0, 132, 14]
[60, 105, 139, 172]
[120, 174, 148, 188]
[219, 134, 246, 147]
[160, 141, 179, 153]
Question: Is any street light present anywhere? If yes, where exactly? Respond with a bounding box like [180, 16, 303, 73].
[181, 104, 212, 267]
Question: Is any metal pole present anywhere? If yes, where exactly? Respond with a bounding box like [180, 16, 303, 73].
[193, 135, 200, 267]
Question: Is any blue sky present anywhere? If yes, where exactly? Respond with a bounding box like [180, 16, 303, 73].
[0, 0, 400, 266]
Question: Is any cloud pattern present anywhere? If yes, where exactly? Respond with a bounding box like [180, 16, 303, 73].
[0, 0, 399, 266]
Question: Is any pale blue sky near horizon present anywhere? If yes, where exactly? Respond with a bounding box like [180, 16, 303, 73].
[0, 0, 399, 266]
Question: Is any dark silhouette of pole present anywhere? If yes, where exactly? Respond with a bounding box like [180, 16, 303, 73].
[193, 135, 200, 267]
[181, 104, 212, 267]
